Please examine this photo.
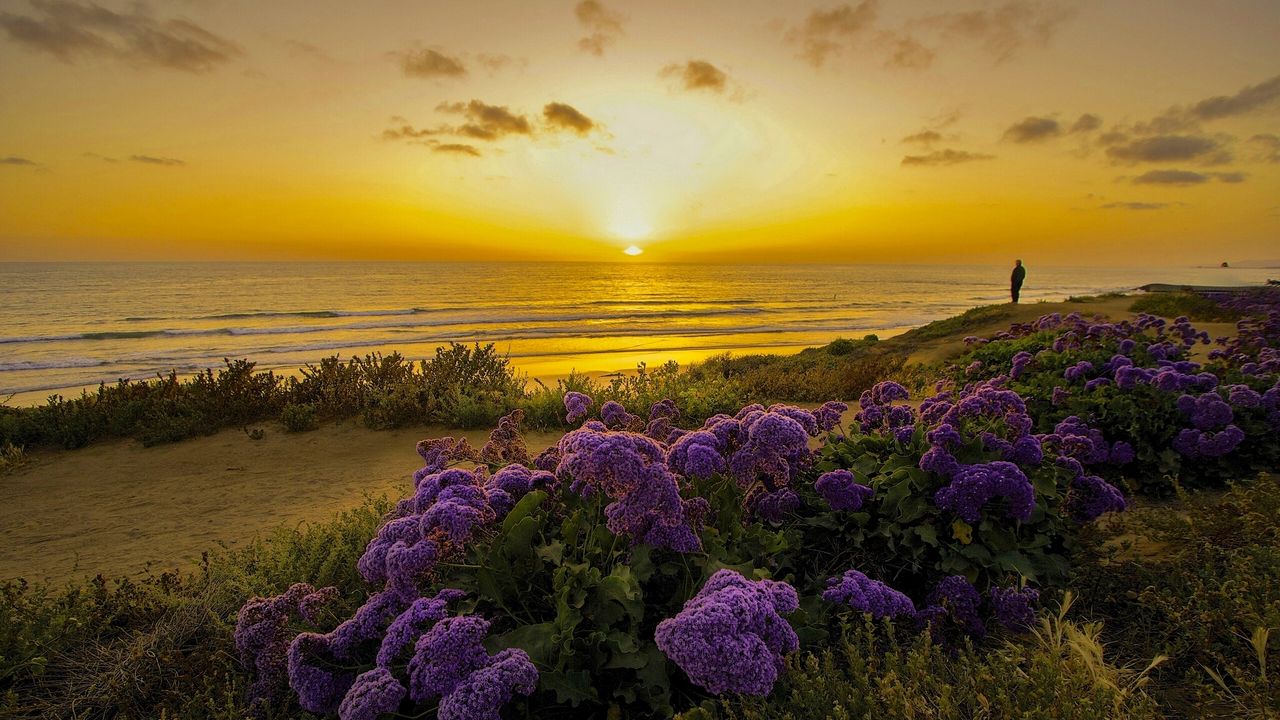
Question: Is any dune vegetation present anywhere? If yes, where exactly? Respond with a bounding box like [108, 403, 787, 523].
[2, 288, 1279, 719]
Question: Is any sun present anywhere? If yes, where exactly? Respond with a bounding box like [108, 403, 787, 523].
[623, 245, 644, 256]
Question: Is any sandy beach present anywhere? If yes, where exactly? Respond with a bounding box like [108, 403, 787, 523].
[0, 296, 1232, 584]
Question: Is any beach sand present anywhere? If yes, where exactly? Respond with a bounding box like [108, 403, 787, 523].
[2, 296, 1230, 584]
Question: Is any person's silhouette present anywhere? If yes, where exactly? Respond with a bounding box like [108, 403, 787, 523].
[1011, 260, 1026, 303]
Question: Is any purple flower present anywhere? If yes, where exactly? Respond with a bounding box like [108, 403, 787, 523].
[479, 409, 529, 466]
[408, 616, 493, 702]
[1227, 385, 1262, 409]
[768, 404, 820, 436]
[919, 446, 961, 478]
[376, 589, 466, 668]
[288, 632, 355, 714]
[928, 576, 985, 638]
[990, 586, 1040, 634]
[667, 430, 726, 479]
[746, 486, 801, 522]
[563, 391, 593, 424]
[329, 591, 409, 661]
[1084, 377, 1112, 392]
[1065, 474, 1127, 522]
[934, 461, 1035, 523]
[821, 569, 915, 619]
[600, 400, 640, 430]
[870, 381, 910, 405]
[814, 401, 848, 432]
[655, 570, 799, 696]
[814, 470, 874, 511]
[1109, 441, 1135, 465]
[437, 648, 538, 720]
[339, 668, 407, 720]
[1064, 361, 1094, 383]
[926, 423, 962, 448]
[728, 411, 812, 489]
[1010, 351, 1033, 379]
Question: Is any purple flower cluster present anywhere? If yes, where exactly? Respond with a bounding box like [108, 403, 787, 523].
[821, 569, 915, 619]
[856, 381, 917, 443]
[563, 391, 592, 424]
[814, 469, 875, 511]
[407, 615, 538, 720]
[814, 400, 848, 432]
[1172, 392, 1246, 458]
[360, 465, 503, 595]
[235, 583, 342, 713]
[479, 409, 530, 466]
[600, 400, 642, 430]
[655, 569, 799, 696]
[556, 424, 708, 552]
[990, 585, 1040, 633]
[924, 575, 985, 637]
[934, 460, 1035, 524]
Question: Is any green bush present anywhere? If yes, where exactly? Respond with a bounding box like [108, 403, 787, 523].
[1129, 292, 1242, 322]
[279, 402, 319, 433]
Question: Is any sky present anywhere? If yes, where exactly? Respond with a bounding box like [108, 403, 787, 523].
[0, 0, 1278, 265]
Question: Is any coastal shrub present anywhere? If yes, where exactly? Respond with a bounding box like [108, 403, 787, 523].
[280, 402, 319, 433]
[686, 612, 1162, 720]
[1129, 291, 1242, 323]
[233, 388, 1141, 718]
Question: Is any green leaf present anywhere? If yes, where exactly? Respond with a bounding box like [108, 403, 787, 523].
[503, 490, 547, 533]
[994, 550, 1038, 580]
[541, 669, 599, 706]
[499, 622, 557, 665]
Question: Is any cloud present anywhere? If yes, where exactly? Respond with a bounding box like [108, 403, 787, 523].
[437, 100, 532, 139]
[1105, 135, 1230, 165]
[901, 130, 943, 145]
[129, 154, 184, 166]
[659, 59, 728, 93]
[1101, 202, 1172, 210]
[1131, 169, 1208, 185]
[1211, 171, 1246, 183]
[784, 1, 879, 68]
[397, 47, 466, 79]
[0, 0, 241, 72]
[475, 53, 524, 74]
[875, 31, 934, 69]
[1249, 134, 1280, 163]
[1069, 113, 1101, 133]
[575, 0, 625, 56]
[543, 102, 596, 134]
[901, 149, 995, 166]
[1190, 74, 1280, 121]
[1002, 116, 1061, 143]
[285, 40, 333, 63]
[1, 156, 37, 166]
[916, 1, 1075, 63]
[433, 144, 481, 157]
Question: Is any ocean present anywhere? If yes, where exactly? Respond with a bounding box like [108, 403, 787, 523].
[1, 262, 1273, 404]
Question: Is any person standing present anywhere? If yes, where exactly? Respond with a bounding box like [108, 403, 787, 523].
[1010, 260, 1026, 303]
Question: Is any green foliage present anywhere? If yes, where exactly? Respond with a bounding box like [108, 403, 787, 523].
[279, 402, 319, 433]
[811, 431, 1073, 593]
[688, 614, 1161, 720]
[1129, 292, 1242, 322]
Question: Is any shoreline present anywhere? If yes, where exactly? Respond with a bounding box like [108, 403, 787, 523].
[0, 292, 1234, 584]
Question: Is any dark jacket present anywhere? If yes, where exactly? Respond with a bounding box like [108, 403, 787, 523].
[1011, 266, 1026, 287]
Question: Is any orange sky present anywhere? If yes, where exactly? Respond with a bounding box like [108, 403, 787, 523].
[1, 0, 1278, 264]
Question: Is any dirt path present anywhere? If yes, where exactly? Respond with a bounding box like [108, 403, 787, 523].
[0, 421, 564, 584]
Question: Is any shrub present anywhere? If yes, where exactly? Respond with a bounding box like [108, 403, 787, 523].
[1129, 292, 1242, 323]
[280, 402, 319, 433]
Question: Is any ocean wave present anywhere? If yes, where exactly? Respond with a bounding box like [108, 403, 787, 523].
[0, 307, 772, 345]
[0, 358, 111, 372]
